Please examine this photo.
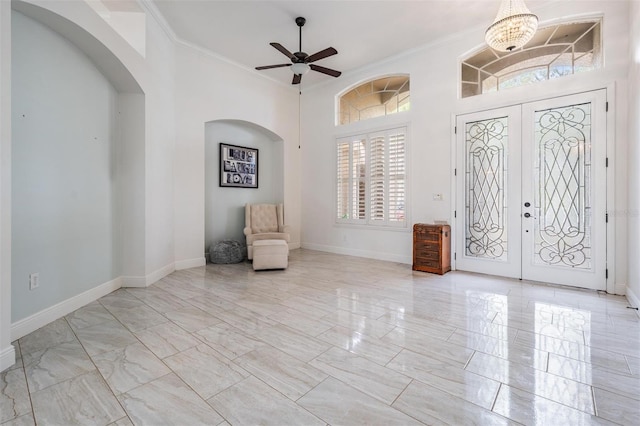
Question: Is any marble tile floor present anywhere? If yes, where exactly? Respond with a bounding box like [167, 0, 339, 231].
[2, 249, 639, 425]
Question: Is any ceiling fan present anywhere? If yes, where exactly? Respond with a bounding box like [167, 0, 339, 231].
[255, 17, 342, 85]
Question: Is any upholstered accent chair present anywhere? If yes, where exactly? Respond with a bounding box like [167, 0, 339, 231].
[244, 203, 290, 260]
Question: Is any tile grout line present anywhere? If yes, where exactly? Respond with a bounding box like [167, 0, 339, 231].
[623, 354, 634, 375]
[545, 349, 550, 372]
[96, 293, 229, 422]
[64, 316, 134, 424]
[238, 374, 326, 424]
[389, 377, 413, 407]
[16, 339, 37, 425]
[462, 349, 476, 370]
[384, 347, 405, 368]
[591, 385, 599, 418]
[387, 379, 430, 425]
[113, 287, 245, 425]
[490, 382, 502, 412]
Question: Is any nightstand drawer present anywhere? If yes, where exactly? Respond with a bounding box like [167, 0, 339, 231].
[414, 247, 440, 260]
[414, 258, 441, 270]
[414, 231, 440, 242]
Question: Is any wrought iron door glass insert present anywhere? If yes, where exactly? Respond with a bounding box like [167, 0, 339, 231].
[465, 117, 509, 260]
[533, 102, 592, 269]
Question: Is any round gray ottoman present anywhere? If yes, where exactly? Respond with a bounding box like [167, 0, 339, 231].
[209, 240, 245, 264]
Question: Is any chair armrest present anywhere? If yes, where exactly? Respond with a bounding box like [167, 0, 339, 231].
[279, 225, 290, 234]
[243, 227, 253, 236]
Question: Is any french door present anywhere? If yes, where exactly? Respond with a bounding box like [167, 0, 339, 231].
[455, 90, 607, 290]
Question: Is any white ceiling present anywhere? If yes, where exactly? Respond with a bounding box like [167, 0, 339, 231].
[148, 0, 564, 87]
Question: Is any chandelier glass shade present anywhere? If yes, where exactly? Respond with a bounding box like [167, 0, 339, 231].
[485, 0, 538, 52]
[291, 63, 310, 75]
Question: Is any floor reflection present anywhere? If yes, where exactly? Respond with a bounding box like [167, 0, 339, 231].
[2, 249, 638, 425]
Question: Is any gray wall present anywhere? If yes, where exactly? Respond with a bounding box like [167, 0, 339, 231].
[204, 120, 284, 254]
[117, 93, 145, 279]
[11, 11, 120, 321]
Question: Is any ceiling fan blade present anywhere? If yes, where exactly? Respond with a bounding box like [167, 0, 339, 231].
[270, 42, 296, 60]
[292, 74, 302, 85]
[306, 47, 338, 63]
[310, 64, 342, 78]
[255, 63, 291, 70]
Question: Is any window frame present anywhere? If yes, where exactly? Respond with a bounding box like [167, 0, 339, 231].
[336, 74, 411, 126]
[335, 125, 409, 229]
[460, 18, 603, 99]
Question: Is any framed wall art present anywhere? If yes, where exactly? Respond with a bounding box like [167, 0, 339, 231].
[219, 143, 258, 188]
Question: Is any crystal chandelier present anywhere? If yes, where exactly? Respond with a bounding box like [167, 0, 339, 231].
[485, 0, 539, 52]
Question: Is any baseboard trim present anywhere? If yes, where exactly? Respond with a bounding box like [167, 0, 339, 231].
[121, 275, 148, 288]
[626, 285, 640, 318]
[146, 263, 175, 285]
[122, 262, 176, 288]
[11, 277, 122, 341]
[289, 242, 301, 250]
[8, 261, 189, 343]
[301, 242, 411, 265]
[614, 282, 626, 296]
[0, 344, 16, 372]
[175, 257, 205, 270]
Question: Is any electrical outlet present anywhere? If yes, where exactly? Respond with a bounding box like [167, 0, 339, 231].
[29, 273, 39, 290]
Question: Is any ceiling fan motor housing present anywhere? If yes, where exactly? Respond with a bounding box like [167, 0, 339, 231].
[293, 52, 308, 63]
[255, 16, 341, 84]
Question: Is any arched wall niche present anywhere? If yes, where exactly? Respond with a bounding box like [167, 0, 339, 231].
[9, 3, 146, 329]
[204, 119, 285, 256]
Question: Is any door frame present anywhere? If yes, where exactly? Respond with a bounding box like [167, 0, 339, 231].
[450, 83, 616, 294]
[454, 106, 523, 279]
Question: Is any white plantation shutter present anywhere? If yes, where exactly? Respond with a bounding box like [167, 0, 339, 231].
[336, 127, 407, 226]
[388, 130, 406, 223]
[336, 142, 350, 220]
[352, 140, 366, 219]
[369, 134, 386, 222]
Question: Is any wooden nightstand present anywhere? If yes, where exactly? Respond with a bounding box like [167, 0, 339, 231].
[412, 223, 451, 275]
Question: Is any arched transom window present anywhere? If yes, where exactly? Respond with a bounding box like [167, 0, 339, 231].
[338, 75, 410, 125]
[461, 20, 602, 98]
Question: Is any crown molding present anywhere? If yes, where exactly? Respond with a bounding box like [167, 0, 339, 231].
[174, 37, 293, 90]
[135, 0, 294, 91]
[136, 0, 176, 40]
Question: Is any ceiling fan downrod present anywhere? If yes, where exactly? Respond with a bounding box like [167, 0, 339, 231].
[296, 17, 305, 54]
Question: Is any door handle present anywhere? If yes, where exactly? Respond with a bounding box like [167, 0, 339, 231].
[524, 202, 531, 207]
[524, 212, 531, 218]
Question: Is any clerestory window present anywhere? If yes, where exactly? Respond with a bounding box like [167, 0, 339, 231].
[338, 75, 410, 125]
[461, 20, 602, 98]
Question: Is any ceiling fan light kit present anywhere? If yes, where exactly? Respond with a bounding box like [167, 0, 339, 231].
[485, 0, 538, 52]
[255, 16, 342, 84]
[291, 63, 310, 75]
